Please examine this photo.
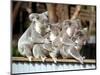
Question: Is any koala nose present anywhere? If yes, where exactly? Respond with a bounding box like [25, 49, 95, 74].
[33, 21, 35, 24]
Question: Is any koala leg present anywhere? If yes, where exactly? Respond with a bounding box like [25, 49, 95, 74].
[67, 47, 84, 64]
[49, 48, 59, 63]
[49, 53, 57, 63]
[60, 45, 71, 59]
[24, 46, 33, 61]
[32, 44, 48, 62]
[40, 56, 47, 62]
[26, 56, 33, 62]
[18, 45, 33, 61]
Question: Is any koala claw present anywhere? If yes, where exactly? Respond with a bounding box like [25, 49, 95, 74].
[79, 56, 85, 64]
[49, 53, 57, 63]
[52, 57, 57, 63]
[68, 48, 84, 64]
[41, 56, 47, 62]
[27, 56, 33, 62]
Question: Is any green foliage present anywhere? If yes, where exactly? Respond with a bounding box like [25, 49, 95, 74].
[12, 46, 22, 57]
[24, 20, 31, 28]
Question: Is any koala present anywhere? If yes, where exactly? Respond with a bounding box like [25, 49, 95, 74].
[18, 12, 50, 61]
[47, 21, 81, 63]
[43, 23, 63, 63]
[49, 19, 87, 64]
[31, 23, 61, 63]
[60, 28, 87, 64]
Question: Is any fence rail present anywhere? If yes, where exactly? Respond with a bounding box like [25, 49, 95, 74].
[12, 57, 96, 64]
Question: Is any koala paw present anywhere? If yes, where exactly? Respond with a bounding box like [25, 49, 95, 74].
[27, 56, 33, 62]
[49, 52, 57, 63]
[41, 56, 47, 62]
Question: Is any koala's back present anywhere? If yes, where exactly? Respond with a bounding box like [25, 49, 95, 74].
[18, 25, 32, 44]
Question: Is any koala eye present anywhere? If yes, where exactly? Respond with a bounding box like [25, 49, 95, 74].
[31, 16, 34, 20]
[46, 15, 48, 18]
[36, 16, 39, 20]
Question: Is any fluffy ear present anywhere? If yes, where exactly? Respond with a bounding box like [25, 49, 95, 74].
[29, 13, 38, 21]
[83, 27, 88, 31]
[39, 11, 49, 22]
[66, 27, 73, 37]
[82, 27, 88, 33]
[42, 11, 48, 17]
[79, 27, 88, 34]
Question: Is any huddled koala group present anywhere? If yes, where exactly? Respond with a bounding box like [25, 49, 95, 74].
[18, 11, 88, 64]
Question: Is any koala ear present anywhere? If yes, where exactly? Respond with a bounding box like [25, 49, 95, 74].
[29, 13, 38, 21]
[42, 11, 48, 17]
[39, 11, 48, 22]
[29, 13, 34, 21]
[83, 27, 88, 31]
[82, 27, 88, 33]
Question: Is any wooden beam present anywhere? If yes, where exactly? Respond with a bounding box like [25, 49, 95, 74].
[46, 4, 58, 23]
[12, 57, 96, 64]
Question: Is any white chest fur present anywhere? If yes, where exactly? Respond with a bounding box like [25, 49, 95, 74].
[50, 32, 57, 42]
[34, 21, 42, 34]
[66, 27, 72, 37]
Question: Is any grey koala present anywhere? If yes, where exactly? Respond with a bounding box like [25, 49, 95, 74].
[46, 24, 62, 63]
[18, 11, 50, 61]
[60, 28, 88, 64]
[48, 19, 86, 64]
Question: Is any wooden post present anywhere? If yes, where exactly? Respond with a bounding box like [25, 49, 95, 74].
[46, 4, 58, 23]
[56, 4, 69, 22]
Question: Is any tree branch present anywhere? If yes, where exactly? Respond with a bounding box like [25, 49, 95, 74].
[46, 4, 58, 23]
[71, 5, 81, 20]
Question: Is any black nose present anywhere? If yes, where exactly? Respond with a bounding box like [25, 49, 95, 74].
[75, 43, 78, 46]
[33, 21, 35, 24]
